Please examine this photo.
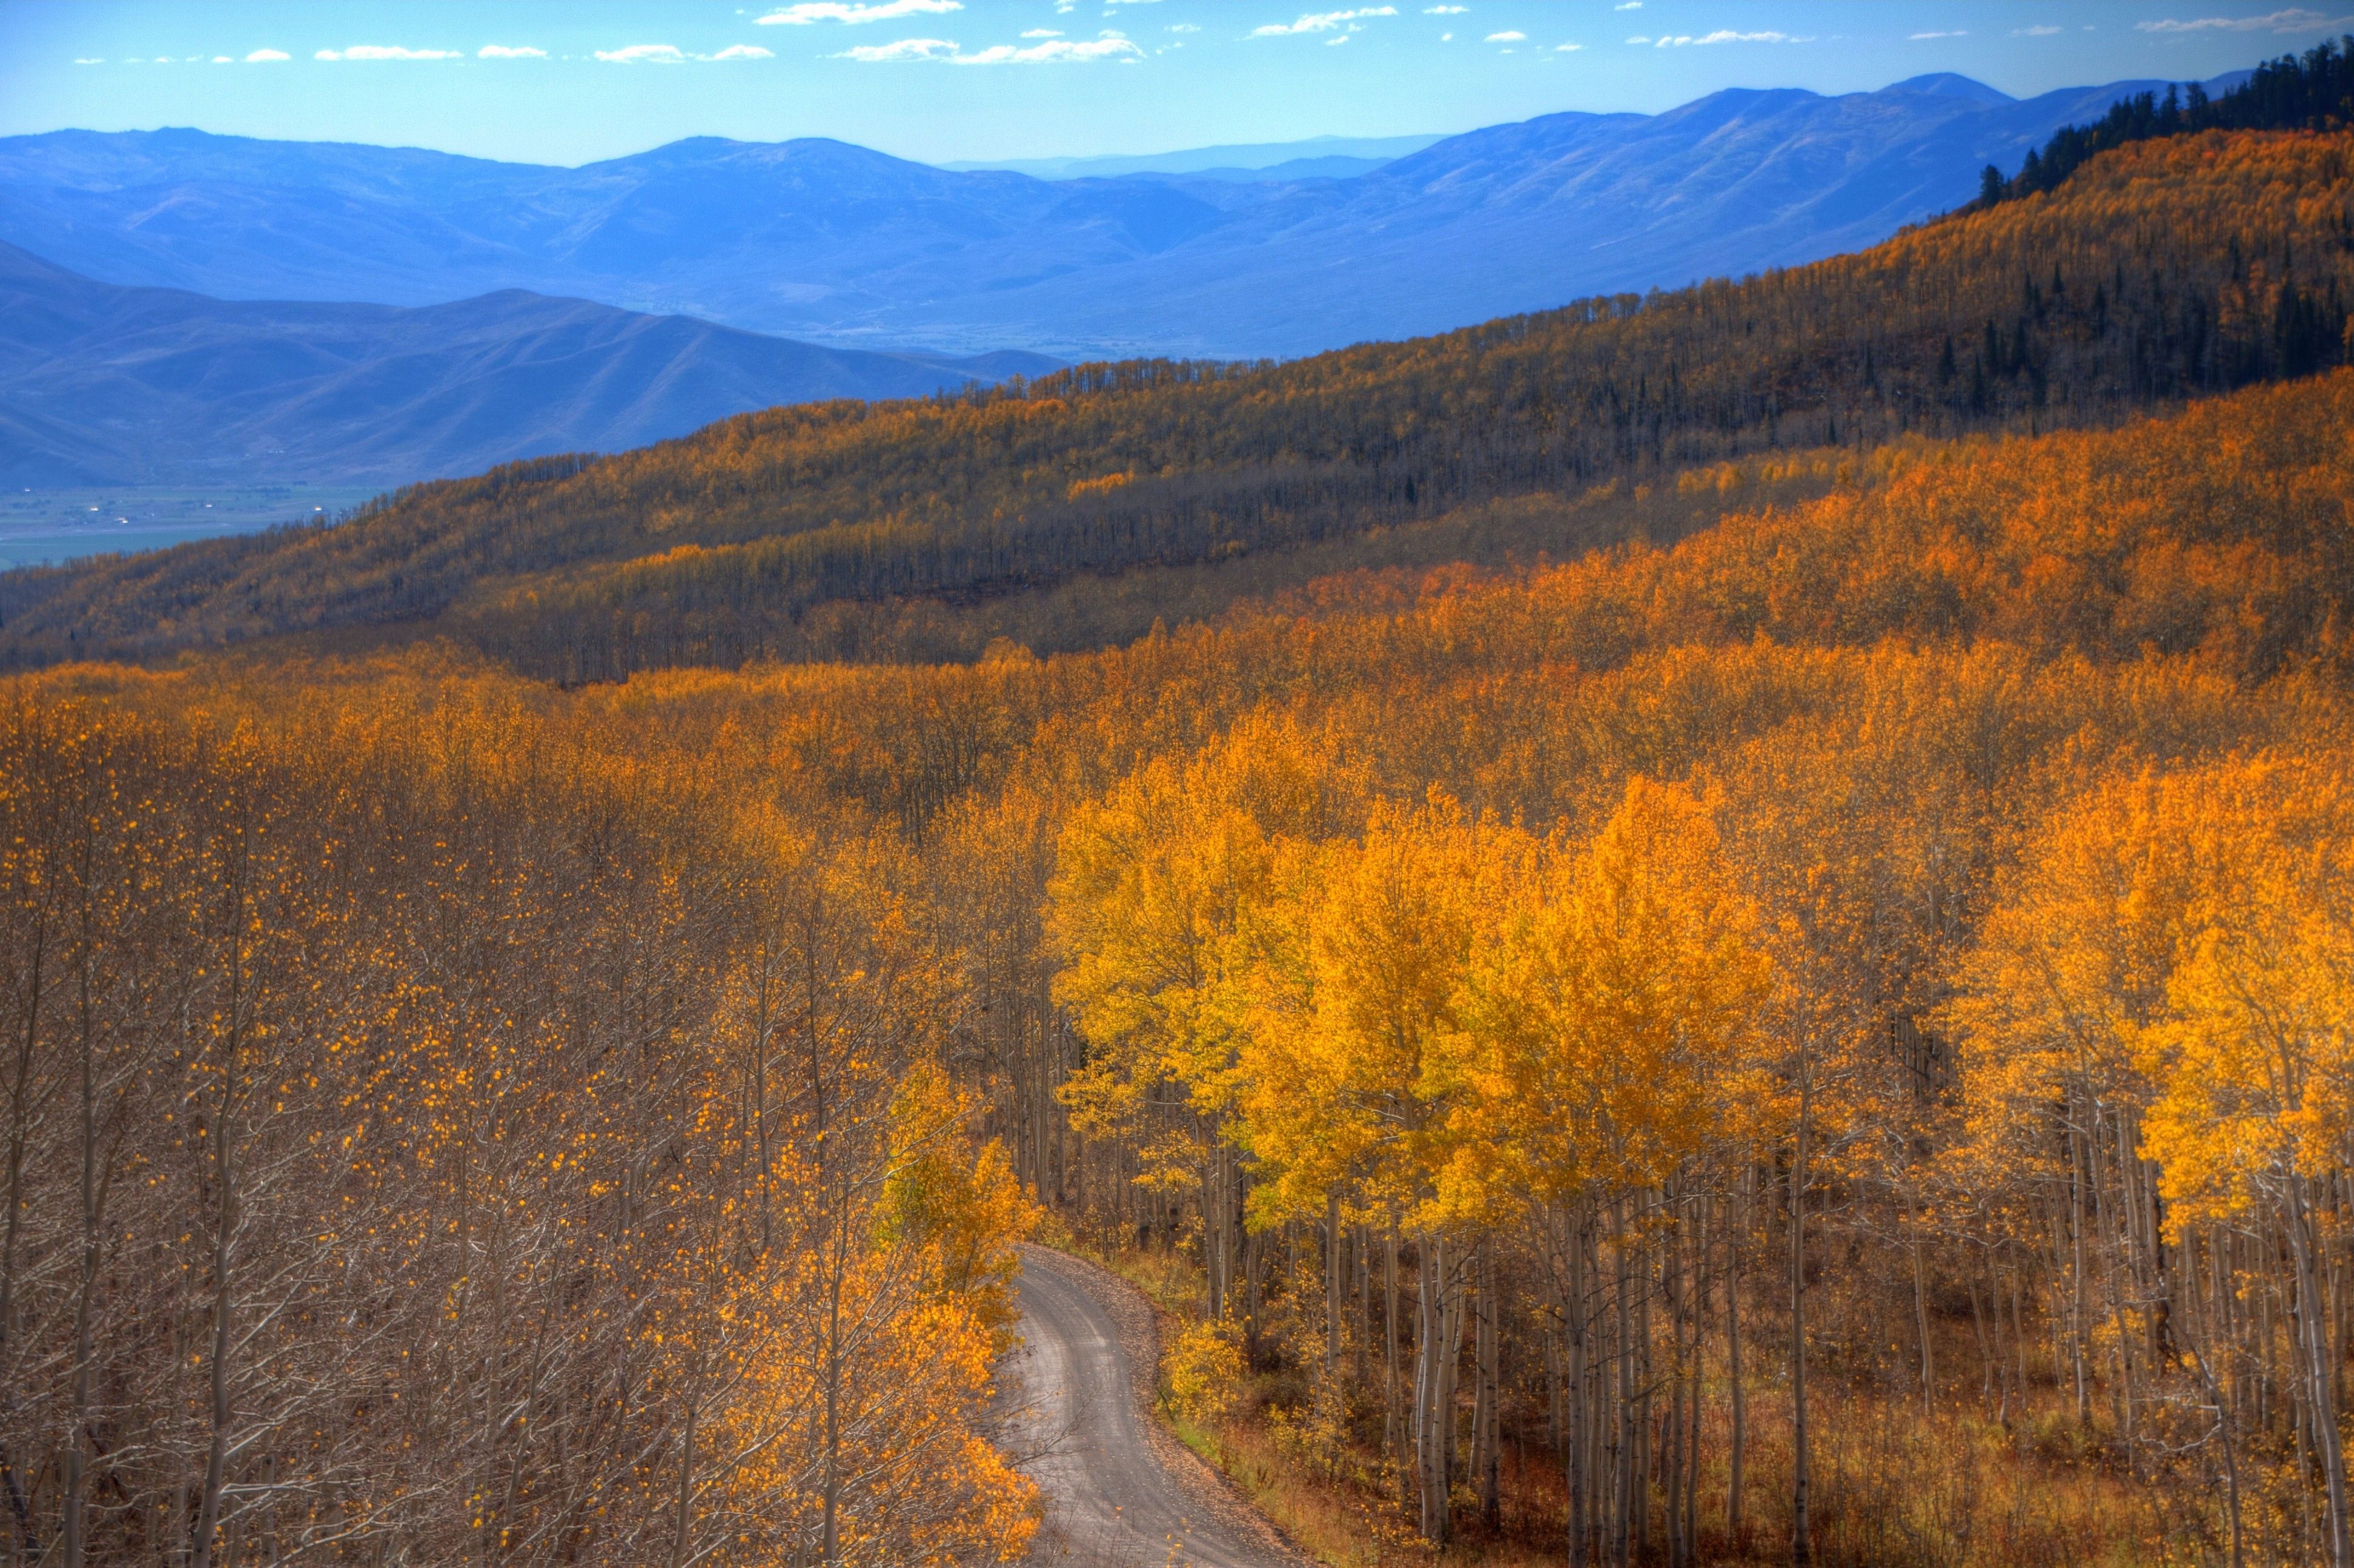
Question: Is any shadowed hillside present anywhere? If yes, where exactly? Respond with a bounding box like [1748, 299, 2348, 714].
[0, 242, 1057, 488]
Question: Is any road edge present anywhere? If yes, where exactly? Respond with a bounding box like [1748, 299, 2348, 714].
[1014, 1243, 1318, 1568]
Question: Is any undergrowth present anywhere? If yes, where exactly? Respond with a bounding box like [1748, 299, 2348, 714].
[1041, 1232, 2226, 1567]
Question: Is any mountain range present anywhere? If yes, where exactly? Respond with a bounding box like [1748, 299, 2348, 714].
[939, 132, 1450, 180]
[0, 241, 1055, 488]
[0, 71, 2244, 362]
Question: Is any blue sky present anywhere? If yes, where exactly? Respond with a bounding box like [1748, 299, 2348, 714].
[0, 1, 2336, 166]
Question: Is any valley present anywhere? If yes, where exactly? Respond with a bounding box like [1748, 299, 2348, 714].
[0, 483, 380, 567]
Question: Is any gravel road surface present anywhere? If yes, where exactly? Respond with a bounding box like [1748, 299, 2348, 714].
[1005, 1245, 1307, 1568]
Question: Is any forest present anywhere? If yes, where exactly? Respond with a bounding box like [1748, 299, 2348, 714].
[10, 94, 2354, 1568]
[1978, 36, 2354, 207]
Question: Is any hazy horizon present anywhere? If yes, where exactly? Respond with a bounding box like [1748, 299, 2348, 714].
[0, 0, 2320, 167]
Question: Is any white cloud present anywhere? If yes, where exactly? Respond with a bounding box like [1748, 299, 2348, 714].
[957, 36, 1146, 60]
[1022, 27, 1064, 36]
[1441, 31, 1454, 39]
[760, 0, 960, 21]
[835, 33, 1140, 60]
[592, 42, 774, 61]
[478, 44, 549, 58]
[2014, 22, 2062, 33]
[1625, 34, 1649, 42]
[1909, 29, 1968, 38]
[1329, 32, 1350, 42]
[1250, 8, 1397, 37]
[1424, 3, 1468, 10]
[316, 45, 462, 60]
[2137, 8, 2347, 30]
[1614, 1, 1641, 8]
[1169, 21, 1200, 29]
[244, 48, 290, 61]
[1555, 39, 1583, 49]
[837, 35, 958, 58]
[73, 57, 103, 64]
[1486, 29, 1525, 40]
[1106, 0, 1161, 5]
[211, 55, 233, 62]
[1647, 28, 1803, 45]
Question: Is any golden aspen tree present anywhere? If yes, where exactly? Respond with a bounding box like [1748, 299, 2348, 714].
[1050, 718, 1362, 1322]
[1235, 796, 1537, 1541]
[2134, 756, 2354, 1568]
[1444, 776, 1771, 1566]
[882, 1061, 1044, 1346]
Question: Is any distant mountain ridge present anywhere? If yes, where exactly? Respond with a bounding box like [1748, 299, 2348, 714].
[940, 133, 1450, 179]
[0, 241, 1059, 488]
[0, 71, 2252, 359]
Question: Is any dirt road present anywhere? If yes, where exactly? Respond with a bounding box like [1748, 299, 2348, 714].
[1005, 1245, 1306, 1568]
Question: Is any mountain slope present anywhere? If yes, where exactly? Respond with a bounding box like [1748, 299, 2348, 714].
[5, 130, 2346, 676]
[961, 74, 2232, 355]
[0, 130, 1228, 354]
[0, 73, 2240, 358]
[0, 242, 1057, 488]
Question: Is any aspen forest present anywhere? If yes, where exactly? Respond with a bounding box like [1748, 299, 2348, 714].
[8, 53, 2354, 1568]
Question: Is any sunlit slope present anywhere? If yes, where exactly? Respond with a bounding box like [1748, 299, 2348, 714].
[28, 362, 2354, 835]
[4, 130, 2350, 675]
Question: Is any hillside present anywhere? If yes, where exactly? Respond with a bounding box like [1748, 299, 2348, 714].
[5, 128, 2347, 678]
[0, 73, 2216, 359]
[10, 354, 2354, 1566]
[0, 241, 1055, 488]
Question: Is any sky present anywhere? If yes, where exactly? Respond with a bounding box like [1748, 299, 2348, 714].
[0, 1, 2340, 167]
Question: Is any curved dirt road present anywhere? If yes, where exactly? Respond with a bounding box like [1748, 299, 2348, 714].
[1004, 1245, 1304, 1568]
